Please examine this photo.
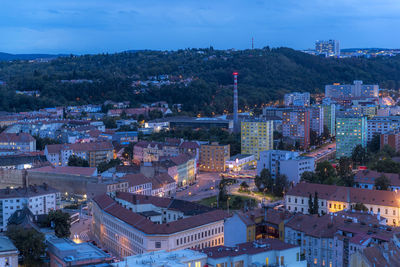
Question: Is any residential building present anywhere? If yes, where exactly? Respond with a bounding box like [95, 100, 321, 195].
[91, 192, 227, 257]
[124, 173, 153, 195]
[282, 109, 310, 149]
[367, 116, 400, 142]
[325, 80, 379, 99]
[225, 154, 255, 172]
[112, 249, 207, 267]
[350, 241, 400, 267]
[380, 131, 400, 152]
[285, 182, 400, 226]
[323, 104, 336, 136]
[284, 92, 311, 106]
[336, 116, 367, 158]
[309, 106, 324, 136]
[0, 184, 60, 231]
[0, 236, 18, 267]
[257, 150, 314, 183]
[224, 212, 256, 246]
[44, 141, 114, 167]
[199, 142, 230, 172]
[47, 235, 111, 267]
[0, 133, 36, 152]
[241, 119, 274, 159]
[170, 154, 196, 186]
[201, 239, 306, 267]
[133, 141, 164, 163]
[315, 39, 340, 57]
[284, 210, 389, 267]
[112, 131, 138, 144]
[354, 169, 400, 191]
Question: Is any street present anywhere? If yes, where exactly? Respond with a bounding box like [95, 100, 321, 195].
[70, 213, 92, 244]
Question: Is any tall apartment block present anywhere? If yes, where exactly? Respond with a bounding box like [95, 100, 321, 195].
[284, 92, 310, 107]
[315, 39, 340, 57]
[325, 80, 379, 99]
[282, 109, 310, 149]
[309, 106, 324, 136]
[199, 142, 230, 172]
[336, 116, 367, 158]
[241, 119, 274, 159]
[367, 116, 400, 142]
[323, 104, 336, 136]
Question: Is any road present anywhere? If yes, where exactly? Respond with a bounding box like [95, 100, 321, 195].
[175, 172, 221, 201]
[306, 142, 336, 162]
[70, 214, 92, 244]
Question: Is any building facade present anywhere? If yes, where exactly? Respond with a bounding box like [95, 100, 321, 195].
[380, 131, 400, 152]
[282, 109, 310, 149]
[325, 80, 379, 99]
[336, 116, 367, 158]
[91, 192, 227, 258]
[284, 92, 311, 107]
[241, 119, 274, 159]
[315, 39, 340, 57]
[367, 116, 400, 142]
[199, 143, 230, 172]
[0, 133, 36, 152]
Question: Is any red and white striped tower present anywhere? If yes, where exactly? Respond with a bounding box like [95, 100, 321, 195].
[233, 72, 239, 133]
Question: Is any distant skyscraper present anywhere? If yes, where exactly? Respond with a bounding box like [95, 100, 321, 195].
[284, 92, 310, 107]
[325, 80, 379, 99]
[315, 40, 340, 57]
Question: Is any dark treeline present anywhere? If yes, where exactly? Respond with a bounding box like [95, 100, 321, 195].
[1, 47, 400, 114]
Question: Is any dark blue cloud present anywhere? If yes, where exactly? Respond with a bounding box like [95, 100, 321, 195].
[1, 0, 400, 53]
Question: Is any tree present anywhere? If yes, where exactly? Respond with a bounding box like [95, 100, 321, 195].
[374, 175, 391, 191]
[352, 145, 368, 166]
[321, 125, 330, 140]
[367, 134, 381, 153]
[313, 192, 319, 215]
[68, 155, 89, 167]
[315, 161, 337, 184]
[255, 169, 273, 192]
[370, 158, 400, 174]
[239, 181, 249, 192]
[273, 174, 289, 197]
[336, 157, 353, 177]
[34, 135, 61, 150]
[6, 225, 46, 265]
[47, 210, 71, 238]
[308, 194, 313, 214]
[353, 203, 368, 212]
[97, 158, 122, 173]
[301, 171, 319, 183]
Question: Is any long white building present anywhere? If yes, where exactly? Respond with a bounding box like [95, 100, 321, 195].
[91, 192, 227, 258]
[367, 116, 400, 142]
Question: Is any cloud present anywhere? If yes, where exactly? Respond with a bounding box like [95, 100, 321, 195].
[0, 0, 400, 53]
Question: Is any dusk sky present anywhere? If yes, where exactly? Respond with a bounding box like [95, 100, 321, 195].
[1, 0, 400, 54]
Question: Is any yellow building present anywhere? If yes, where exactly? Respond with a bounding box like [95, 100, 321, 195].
[199, 142, 230, 172]
[241, 119, 273, 159]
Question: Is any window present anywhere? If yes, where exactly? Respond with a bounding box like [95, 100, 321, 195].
[155, 241, 161, 248]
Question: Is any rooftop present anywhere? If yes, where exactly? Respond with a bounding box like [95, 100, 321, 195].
[28, 166, 97, 177]
[46, 141, 113, 154]
[0, 236, 18, 253]
[0, 184, 59, 199]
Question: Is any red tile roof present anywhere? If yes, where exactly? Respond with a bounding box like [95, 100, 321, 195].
[123, 173, 152, 187]
[287, 182, 400, 208]
[46, 141, 113, 154]
[170, 154, 193, 165]
[0, 133, 35, 143]
[179, 141, 200, 149]
[92, 193, 227, 235]
[355, 170, 400, 187]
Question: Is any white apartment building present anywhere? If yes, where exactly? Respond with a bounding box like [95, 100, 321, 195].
[257, 150, 314, 183]
[0, 184, 60, 231]
[91, 192, 227, 258]
[367, 116, 400, 142]
[284, 92, 311, 107]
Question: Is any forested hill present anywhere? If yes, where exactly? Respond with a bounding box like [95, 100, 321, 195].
[1, 47, 400, 115]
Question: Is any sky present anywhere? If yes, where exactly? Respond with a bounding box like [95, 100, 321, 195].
[1, 0, 400, 54]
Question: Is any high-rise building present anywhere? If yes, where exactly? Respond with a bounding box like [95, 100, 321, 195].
[282, 109, 310, 149]
[241, 119, 274, 159]
[325, 80, 379, 99]
[336, 116, 367, 158]
[199, 142, 230, 172]
[284, 92, 310, 107]
[309, 106, 324, 136]
[367, 116, 400, 142]
[323, 104, 336, 136]
[315, 39, 340, 57]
